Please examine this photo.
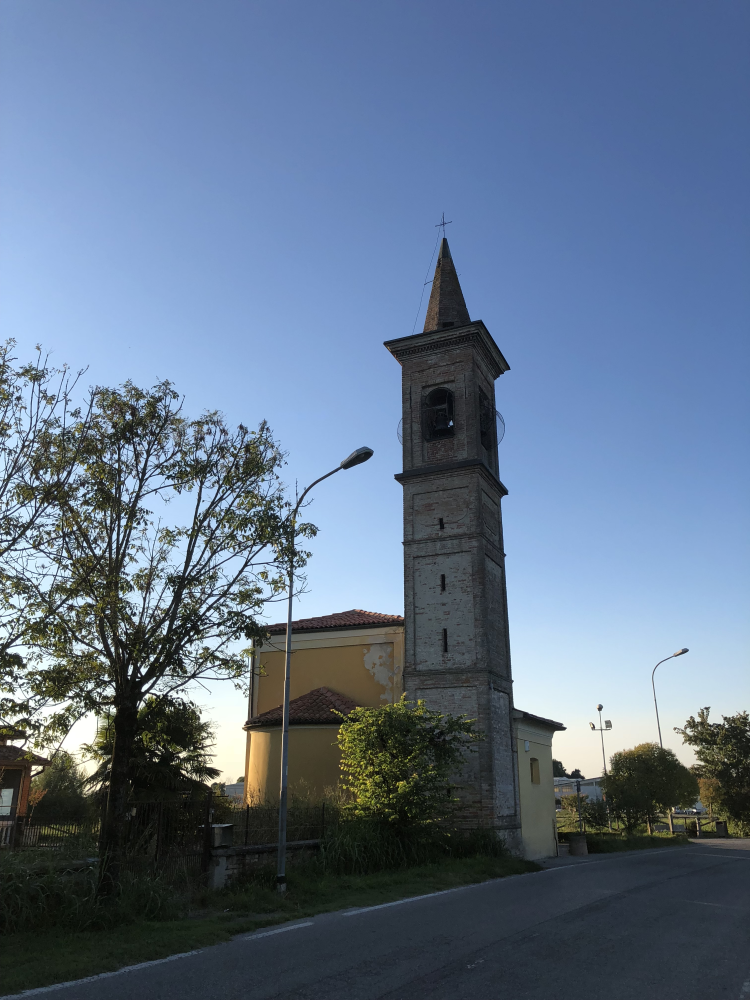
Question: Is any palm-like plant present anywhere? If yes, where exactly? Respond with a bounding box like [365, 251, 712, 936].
[84, 697, 220, 800]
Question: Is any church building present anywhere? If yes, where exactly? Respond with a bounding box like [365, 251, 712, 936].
[242, 239, 564, 860]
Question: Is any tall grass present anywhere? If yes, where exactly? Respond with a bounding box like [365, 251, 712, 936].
[585, 833, 688, 853]
[0, 854, 187, 934]
[317, 820, 508, 876]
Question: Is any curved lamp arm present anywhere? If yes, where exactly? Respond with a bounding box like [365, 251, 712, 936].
[652, 648, 689, 748]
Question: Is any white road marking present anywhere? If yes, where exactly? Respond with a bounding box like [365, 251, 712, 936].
[341, 849, 712, 918]
[1, 921, 316, 999]
[1, 950, 203, 999]
[739, 980, 750, 998]
[682, 899, 746, 911]
[686, 850, 750, 860]
[342, 884, 484, 915]
[242, 921, 314, 940]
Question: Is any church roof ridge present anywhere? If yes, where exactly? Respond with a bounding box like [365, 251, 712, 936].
[263, 609, 404, 635]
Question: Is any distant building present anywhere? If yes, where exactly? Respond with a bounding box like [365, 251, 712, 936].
[0, 728, 48, 835]
[222, 782, 245, 802]
[554, 776, 604, 802]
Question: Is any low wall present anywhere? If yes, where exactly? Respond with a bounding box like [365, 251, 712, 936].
[207, 840, 320, 889]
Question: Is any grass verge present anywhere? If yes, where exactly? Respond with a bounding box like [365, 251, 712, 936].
[585, 833, 689, 853]
[0, 853, 537, 996]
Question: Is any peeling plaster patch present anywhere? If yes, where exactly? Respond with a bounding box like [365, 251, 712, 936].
[363, 643, 395, 702]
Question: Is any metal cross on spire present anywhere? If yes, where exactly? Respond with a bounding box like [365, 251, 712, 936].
[435, 212, 453, 237]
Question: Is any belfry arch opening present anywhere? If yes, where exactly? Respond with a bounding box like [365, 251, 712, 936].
[422, 387, 455, 441]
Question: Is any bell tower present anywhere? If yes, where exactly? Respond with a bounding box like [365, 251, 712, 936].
[385, 238, 521, 846]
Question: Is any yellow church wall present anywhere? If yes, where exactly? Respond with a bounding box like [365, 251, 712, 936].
[245, 726, 341, 804]
[255, 627, 404, 715]
[244, 626, 404, 805]
[516, 720, 558, 860]
[244, 624, 562, 861]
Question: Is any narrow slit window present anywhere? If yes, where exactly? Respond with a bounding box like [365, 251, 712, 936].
[439, 518, 445, 530]
[440, 574, 446, 592]
[442, 628, 448, 653]
[478, 386, 494, 450]
[530, 758, 540, 785]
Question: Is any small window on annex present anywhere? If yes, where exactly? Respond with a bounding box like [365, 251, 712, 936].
[422, 387, 455, 441]
[530, 758, 541, 785]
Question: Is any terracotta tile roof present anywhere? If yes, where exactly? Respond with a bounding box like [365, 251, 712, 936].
[0, 745, 49, 766]
[264, 609, 404, 635]
[513, 709, 566, 732]
[245, 687, 357, 729]
[0, 726, 27, 740]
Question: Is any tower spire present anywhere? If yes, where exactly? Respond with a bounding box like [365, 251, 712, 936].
[423, 238, 470, 332]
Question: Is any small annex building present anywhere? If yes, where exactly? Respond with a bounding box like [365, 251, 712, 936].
[0, 728, 49, 829]
[242, 610, 565, 859]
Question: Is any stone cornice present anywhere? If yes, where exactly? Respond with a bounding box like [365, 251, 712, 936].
[384, 321, 510, 380]
[394, 458, 508, 496]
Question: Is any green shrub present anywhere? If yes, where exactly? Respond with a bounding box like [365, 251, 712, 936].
[603, 744, 698, 833]
[337, 696, 483, 831]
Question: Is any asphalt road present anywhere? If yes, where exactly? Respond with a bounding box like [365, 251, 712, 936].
[12, 840, 750, 1000]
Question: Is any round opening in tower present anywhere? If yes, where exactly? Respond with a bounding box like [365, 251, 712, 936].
[422, 387, 455, 441]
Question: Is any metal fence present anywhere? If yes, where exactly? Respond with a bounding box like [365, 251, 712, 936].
[3, 795, 328, 875]
[0, 817, 99, 852]
[222, 802, 327, 848]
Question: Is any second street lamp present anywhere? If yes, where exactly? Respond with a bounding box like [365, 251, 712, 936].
[589, 706, 613, 831]
[276, 446, 373, 893]
[589, 704, 612, 775]
[651, 648, 689, 748]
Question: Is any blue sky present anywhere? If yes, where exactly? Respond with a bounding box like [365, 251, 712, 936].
[1, 0, 748, 782]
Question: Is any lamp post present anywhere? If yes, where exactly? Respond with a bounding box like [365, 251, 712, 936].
[589, 704, 612, 775]
[589, 706, 613, 830]
[651, 647, 688, 834]
[276, 446, 373, 893]
[651, 648, 689, 748]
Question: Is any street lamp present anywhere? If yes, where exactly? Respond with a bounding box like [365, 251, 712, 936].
[651, 648, 689, 748]
[589, 706, 613, 830]
[589, 704, 612, 775]
[276, 446, 373, 893]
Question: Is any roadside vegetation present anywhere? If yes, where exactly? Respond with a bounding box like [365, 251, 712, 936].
[3, 676, 535, 994]
[555, 716, 750, 843]
[677, 709, 750, 835]
[0, 849, 537, 995]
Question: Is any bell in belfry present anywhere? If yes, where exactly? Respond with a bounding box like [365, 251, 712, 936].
[433, 409, 451, 433]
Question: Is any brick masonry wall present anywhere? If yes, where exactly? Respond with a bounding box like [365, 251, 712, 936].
[388, 322, 522, 851]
